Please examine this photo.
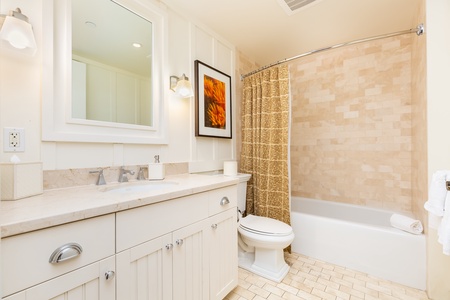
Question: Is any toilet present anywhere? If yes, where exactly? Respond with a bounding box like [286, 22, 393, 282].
[234, 173, 294, 282]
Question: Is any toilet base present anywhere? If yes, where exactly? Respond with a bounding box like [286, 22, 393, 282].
[238, 248, 290, 283]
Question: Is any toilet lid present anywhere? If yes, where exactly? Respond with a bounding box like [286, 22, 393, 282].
[239, 214, 292, 236]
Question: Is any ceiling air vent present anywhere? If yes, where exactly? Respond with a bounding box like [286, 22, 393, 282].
[276, 0, 323, 15]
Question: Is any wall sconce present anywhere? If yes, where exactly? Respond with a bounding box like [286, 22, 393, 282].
[170, 74, 194, 98]
[0, 8, 37, 54]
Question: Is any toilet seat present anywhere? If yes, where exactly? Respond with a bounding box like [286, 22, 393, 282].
[239, 214, 293, 237]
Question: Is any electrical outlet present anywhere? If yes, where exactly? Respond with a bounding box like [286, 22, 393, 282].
[3, 128, 25, 152]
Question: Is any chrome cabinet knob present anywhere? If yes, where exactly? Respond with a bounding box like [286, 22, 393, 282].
[176, 239, 184, 246]
[165, 243, 173, 250]
[211, 224, 218, 229]
[220, 197, 230, 206]
[105, 270, 115, 281]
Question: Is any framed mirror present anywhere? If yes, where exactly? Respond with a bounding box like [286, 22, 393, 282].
[72, 0, 154, 126]
[42, 0, 168, 144]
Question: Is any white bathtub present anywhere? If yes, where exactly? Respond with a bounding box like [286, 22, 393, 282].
[290, 197, 426, 290]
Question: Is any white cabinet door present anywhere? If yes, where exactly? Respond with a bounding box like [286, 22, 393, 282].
[116, 234, 173, 300]
[3, 257, 115, 300]
[172, 219, 210, 300]
[209, 209, 238, 300]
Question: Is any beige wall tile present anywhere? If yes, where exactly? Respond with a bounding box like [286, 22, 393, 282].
[290, 35, 414, 214]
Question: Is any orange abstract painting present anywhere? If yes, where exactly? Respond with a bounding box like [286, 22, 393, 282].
[203, 75, 226, 129]
[195, 60, 231, 138]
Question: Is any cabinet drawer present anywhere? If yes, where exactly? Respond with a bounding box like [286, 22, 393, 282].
[208, 185, 238, 216]
[116, 193, 209, 252]
[2, 214, 115, 297]
[2, 256, 116, 300]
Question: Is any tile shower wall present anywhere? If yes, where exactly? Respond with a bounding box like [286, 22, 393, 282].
[290, 35, 413, 213]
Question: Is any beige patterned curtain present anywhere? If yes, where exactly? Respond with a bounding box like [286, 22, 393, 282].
[239, 65, 291, 226]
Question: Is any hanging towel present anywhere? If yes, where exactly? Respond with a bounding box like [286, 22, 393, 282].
[438, 192, 450, 255]
[390, 214, 423, 235]
[424, 170, 448, 217]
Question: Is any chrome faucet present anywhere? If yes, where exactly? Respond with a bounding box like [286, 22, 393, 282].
[119, 167, 135, 183]
[89, 168, 106, 185]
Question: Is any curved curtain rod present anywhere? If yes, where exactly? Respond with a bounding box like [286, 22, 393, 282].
[240, 23, 425, 81]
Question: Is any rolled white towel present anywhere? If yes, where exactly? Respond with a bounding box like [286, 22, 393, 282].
[390, 214, 423, 235]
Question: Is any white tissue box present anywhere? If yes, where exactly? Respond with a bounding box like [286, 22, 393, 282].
[1, 162, 43, 200]
[148, 163, 165, 180]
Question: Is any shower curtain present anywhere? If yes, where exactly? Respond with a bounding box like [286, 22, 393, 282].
[239, 65, 291, 226]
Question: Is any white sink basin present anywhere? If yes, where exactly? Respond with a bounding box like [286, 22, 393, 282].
[103, 181, 178, 194]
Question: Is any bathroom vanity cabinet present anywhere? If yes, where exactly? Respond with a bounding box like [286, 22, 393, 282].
[1, 182, 238, 300]
[116, 185, 238, 300]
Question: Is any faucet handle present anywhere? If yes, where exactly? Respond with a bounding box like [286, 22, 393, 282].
[120, 166, 135, 174]
[89, 168, 106, 185]
[118, 166, 135, 182]
[137, 166, 147, 180]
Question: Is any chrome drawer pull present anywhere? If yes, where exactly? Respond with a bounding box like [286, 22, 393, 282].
[49, 243, 83, 264]
[105, 270, 115, 281]
[176, 239, 184, 246]
[211, 224, 218, 229]
[165, 243, 173, 250]
[220, 197, 230, 206]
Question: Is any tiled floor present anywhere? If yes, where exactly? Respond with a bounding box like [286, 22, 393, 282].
[225, 252, 429, 300]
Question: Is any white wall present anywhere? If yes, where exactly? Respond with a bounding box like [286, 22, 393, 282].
[0, 0, 236, 172]
[426, 0, 450, 298]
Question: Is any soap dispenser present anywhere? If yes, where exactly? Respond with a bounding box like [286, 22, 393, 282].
[148, 155, 165, 180]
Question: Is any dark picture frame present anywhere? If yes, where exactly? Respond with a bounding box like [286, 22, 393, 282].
[194, 60, 232, 138]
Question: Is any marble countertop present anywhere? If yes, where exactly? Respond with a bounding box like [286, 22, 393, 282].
[0, 173, 239, 238]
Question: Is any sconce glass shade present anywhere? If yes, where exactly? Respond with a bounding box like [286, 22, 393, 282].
[0, 8, 36, 51]
[170, 74, 194, 98]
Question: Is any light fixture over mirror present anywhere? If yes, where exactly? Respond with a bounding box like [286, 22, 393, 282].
[170, 74, 194, 98]
[0, 8, 37, 54]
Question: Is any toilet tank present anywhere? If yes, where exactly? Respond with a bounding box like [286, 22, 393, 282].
[233, 173, 251, 211]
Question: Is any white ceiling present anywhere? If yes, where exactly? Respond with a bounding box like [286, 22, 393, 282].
[161, 0, 421, 67]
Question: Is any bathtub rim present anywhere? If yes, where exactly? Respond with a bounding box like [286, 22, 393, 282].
[290, 196, 423, 236]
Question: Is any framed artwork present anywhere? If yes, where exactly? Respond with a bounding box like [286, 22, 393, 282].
[194, 60, 232, 138]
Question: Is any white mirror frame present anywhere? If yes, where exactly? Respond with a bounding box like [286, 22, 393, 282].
[42, 0, 169, 144]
